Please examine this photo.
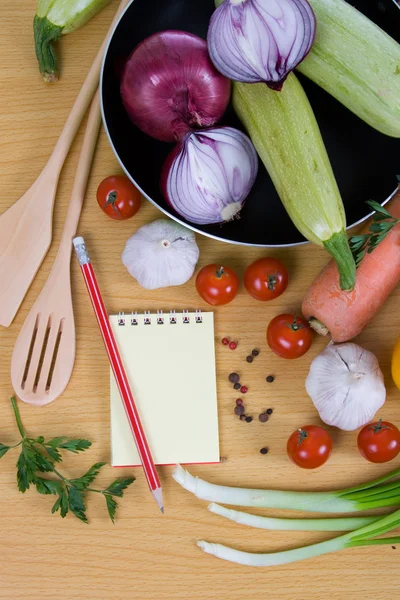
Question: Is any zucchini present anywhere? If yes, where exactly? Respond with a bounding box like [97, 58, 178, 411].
[232, 74, 356, 291]
[297, 0, 400, 137]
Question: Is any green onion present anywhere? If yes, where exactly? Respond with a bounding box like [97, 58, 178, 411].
[208, 503, 379, 532]
[172, 465, 400, 513]
[34, 0, 111, 82]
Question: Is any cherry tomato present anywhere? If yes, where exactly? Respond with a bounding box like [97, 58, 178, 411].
[244, 257, 288, 301]
[287, 425, 332, 469]
[357, 419, 400, 463]
[267, 314, 312, 359]
[196, 264, 239, 306]
[97, 175, 141, 220]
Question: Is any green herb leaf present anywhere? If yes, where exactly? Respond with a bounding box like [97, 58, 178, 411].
[105, 477, 135, 498]
[105, 494, 118, 523]
[44, 445, 62, 463]
[350, 199, 400, 267]
[51, 495, 62, 514]
[58, 439, 92, 454]
[60, 491, 69, 518]
[70, 462, 107, 490]
[67, 487, 88, 523]
[34, 477, 63, 496]
[30, 446, 55, 473]
[45, 436, 68, 447]
[17, 446, 40, 492]
[0, 443, 10, 459]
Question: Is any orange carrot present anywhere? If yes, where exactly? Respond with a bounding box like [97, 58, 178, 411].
[302, 192, 400, 342]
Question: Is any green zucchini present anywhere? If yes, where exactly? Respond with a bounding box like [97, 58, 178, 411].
[34, 0, 111, 82]
[297, 0, 400, 137]
[232, 74, 356, 291]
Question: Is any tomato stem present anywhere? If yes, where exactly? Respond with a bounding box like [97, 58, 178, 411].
[267, 273, 278, 291]
[216, 266, 226, 278]
[286, 315, 304, 332]
[104, 190, 120, 215]
[297, 429, 308, 446]
[369, 419, 390, 434]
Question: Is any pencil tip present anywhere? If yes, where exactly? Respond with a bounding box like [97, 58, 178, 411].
[160, 506, 165, 514]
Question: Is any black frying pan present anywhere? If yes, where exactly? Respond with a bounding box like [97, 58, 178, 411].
[101, 0, 400, 246]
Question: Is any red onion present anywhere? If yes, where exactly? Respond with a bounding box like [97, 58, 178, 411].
[207, 0, 316, 90]
[120, 30, 231, 142]
[161, 127, 258, 225]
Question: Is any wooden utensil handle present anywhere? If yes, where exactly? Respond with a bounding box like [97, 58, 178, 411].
[49, 0, 130, 174]
[60, 91, 102, 247]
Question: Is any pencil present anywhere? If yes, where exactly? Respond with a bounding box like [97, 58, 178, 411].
[73, 236, 164, 513]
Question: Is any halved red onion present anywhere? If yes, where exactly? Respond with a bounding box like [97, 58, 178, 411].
[120, 30, 231, 142]
[207, 0, 316, 90]
[161, 127, 258, 225]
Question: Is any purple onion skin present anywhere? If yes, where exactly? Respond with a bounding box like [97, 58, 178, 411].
[161, 126, 258, 225]
[207, 0, 316, 90]
[120, 30, 231, 142]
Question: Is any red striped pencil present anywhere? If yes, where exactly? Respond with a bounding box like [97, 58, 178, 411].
[73, 236, 164, 513]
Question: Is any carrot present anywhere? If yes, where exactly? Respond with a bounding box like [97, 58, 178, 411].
[302, 192, 400, 342]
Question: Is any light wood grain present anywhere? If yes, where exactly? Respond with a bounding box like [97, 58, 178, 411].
[1, 2, 400, 598]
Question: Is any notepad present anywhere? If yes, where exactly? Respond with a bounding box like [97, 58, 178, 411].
[109, 311, 219, 466]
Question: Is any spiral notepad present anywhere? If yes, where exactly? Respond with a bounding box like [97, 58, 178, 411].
[109, 311, 219, 466]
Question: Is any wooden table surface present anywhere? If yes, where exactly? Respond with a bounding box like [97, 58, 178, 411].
[1, 2, 400, 598]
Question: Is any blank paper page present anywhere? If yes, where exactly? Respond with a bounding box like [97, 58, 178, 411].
[109, 312, 219, 466]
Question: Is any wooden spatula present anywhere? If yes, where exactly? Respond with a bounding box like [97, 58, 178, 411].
[0, 0, 129, 328]
[11, 91, 101, 406]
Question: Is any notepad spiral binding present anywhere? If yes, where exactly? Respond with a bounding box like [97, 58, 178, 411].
[117, 310, 203, 326]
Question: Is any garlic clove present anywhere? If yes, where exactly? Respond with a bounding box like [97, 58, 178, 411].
[122, 219, 200, 290]
[305, 342, 386, 431]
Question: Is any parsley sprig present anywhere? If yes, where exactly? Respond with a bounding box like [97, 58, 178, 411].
[0, 397, 135, 524]
[349, 177, 400, 267]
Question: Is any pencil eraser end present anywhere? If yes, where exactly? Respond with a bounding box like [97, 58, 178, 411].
[73, 236, 84, 248]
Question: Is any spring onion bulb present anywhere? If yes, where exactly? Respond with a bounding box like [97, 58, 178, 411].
[208, 503, 379, 532]
[172, 464, 400, 513]
[208, 0, 316, 90]
[161, 127, 258, 225]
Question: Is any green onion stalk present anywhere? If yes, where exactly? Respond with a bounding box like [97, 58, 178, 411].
[173, 466, 400, 566]
[34, 0, 111, 82]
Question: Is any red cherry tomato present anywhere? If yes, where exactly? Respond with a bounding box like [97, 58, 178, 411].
[357, 419, 400, 463]
[267, 314, 312, 359]
[196, 264, 239, 306]
[97, 175, 141, 220]
[244, 257, 288, 301]
[287, 425, 332, 469]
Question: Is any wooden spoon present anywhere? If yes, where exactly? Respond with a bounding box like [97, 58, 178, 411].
[0, 0, 129, 328]
[11, 91, 101, 406]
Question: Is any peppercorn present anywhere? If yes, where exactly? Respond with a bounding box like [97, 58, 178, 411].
[252, 349, 259, 357]
[234, 405, 245, 416]
[266, 375, 275, 383]
[233, 382, 241, 390]
[266, 408, 273, 415]
[240, 385, 248, 394]
[246, 355, 253, 363]
[229, 341, 238, 350]
[259, 412, 269, 423]
[236, 398, 243, 406]
[239, 414, 247, 421]
[245, 416, 253, 423]
[228, 372, 240, 384]
[260, 447, 269, 455]
[221, 337, 230, 345]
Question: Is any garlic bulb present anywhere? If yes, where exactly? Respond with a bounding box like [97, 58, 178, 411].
[305, 343, 386, 431]
[122, 219, 200, 290]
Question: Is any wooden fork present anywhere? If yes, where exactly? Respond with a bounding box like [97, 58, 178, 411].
[11, 91, 101, 405]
